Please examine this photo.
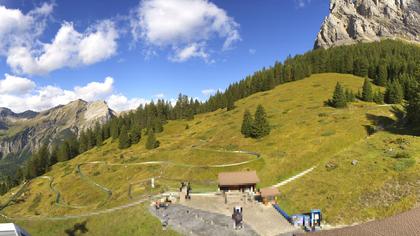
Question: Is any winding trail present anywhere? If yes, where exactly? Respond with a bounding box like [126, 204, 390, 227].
[0, 147, 262, 221]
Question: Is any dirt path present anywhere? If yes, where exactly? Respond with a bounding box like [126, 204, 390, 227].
[271, 166, 317, 188]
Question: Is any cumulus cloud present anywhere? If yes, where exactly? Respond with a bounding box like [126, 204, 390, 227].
[0, 75, 144, 112]
[0, 74, 36, 95]
[6, 20, 118, 75]
[0, 4, 118, 75]
[107, 94, 148, 112]
[131, 0, 240, 62]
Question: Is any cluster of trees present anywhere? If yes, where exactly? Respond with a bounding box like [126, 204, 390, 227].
[241, 105, 271, 139]
[327, 82, 356, 108]
[200, 40, 419, 113]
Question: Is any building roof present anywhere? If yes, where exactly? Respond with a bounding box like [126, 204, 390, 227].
[260, 187, 279, 198]
[0, 223, 16, 231]
[218, 171, 260, 186]
[304, 207, 420, 236]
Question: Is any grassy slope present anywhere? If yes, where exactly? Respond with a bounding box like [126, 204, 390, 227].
[1, 73, 418, 234]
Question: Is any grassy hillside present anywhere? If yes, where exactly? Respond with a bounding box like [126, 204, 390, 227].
[1, 73, 418, 234]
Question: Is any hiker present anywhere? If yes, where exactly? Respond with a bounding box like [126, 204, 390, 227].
[186, 182, 192, 200]
[232, 206, 243, 230]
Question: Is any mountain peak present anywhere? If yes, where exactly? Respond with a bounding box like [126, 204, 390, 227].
[315, 0, 420, 48]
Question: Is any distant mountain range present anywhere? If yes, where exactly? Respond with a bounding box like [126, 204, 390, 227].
[315, 0, 419, 48]
[0, 100, 116, 162]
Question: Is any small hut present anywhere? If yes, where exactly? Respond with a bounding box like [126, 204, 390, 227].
[218, 171, 260, 192]
[260, 187, 279, 204]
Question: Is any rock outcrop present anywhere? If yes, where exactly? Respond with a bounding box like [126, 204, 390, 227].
[314, 0, 420, 49]
[0, 100, 116, 160]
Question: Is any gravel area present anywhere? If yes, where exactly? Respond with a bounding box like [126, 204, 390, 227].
[150, 204, 259, 236]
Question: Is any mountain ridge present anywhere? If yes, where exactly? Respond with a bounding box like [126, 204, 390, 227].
[0, 99, 116, 161]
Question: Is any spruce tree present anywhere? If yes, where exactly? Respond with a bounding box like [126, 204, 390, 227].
[110, 119, 119, 140]
[226, 96, 235, 111]
[57, 142, 70, 162]
[373, 90, 384, 104]
[241, 110, 253, 138]
[330, 82, 347, 108]
[362, 78, 373, 102]
[251, 105, 271, 138]
[375, 64, 388, 86]
[118, 125, 131, 149]
[146, 129, 159, 150]
[406, 86, 420, 127]
[130, 125, 141, 144]
[385, 81, 404, 104]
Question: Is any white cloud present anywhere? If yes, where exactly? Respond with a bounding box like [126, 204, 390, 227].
[107, 94, 148, 112]
[131, 0, 240, 62]
[154, 93, 165, 99]
[0, 75, 144, 112]
[201, 88, 217, 97]
[0, 4, 118, 75]
[295, 0, 311, 8]
[6, 20, 119, 75]
[0, 74, 36, 95]
[0, 3, 52, 55]
[170, 43, 209, 62]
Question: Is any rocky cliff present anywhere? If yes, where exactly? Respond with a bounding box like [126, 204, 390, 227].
[315, 0, 420, 48]
[0, 100, 116, 160]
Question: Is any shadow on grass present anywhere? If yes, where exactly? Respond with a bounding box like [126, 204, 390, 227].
[64, 221, 88, 236]
[365, 106, 420, 136]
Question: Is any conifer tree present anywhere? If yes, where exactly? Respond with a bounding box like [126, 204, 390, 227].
[79, 131, 88, 153]
[118, 125, 131, 149]
[110, 119, 119, 140]
[362, 78, 373, 102]
[226, 96, 235, 111]
[373, 90, 384, 104]
[329, 82, 347, 108]
[406, 86, 420, 127]
[58, 142, 70, 162]
[375, 64, 388, 86]
[385, 81, 404, 104]
[251, 105, 271, 138]
[49, 145, 58, 166]
[241, 110, 253, 138]
[95, 123, 104, 147]
[146, 129, 159, 150]
[130, 124, 141, 144]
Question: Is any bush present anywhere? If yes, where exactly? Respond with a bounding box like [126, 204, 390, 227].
[392, 152, 411, 159]
[394, 158, 415, 172]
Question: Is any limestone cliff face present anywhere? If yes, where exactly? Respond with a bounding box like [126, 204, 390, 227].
[0, 100, 116, 160]
[315, 0, 420, 48]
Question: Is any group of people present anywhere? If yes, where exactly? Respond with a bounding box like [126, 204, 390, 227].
[180, 182, 192, 200]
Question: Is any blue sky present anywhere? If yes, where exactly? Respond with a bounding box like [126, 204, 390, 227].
[0, 0, 329, 112]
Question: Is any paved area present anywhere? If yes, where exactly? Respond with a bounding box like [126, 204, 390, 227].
[180, 194, 300, 236]
[150, 204, 259, 236]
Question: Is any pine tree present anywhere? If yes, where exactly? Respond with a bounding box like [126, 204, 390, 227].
[79, 131, 88, 153]
[146, 129, 159, 150]
[118, 125, 131, 149]
[58, 142, 70, 162]
[49, 145, 58, 166]
[130, 124, 141, 144]
[406, 85, 420, 127]
[329, 82, 347, 108]
[375, 64, 388, 86]
[362, 78, 373, 102]
[226, 96, 235, 111]
[373, 90, 384, 104]
[241, 110, 253, 138]
[385, 81, 404, 104]
[110, 119, 119, 140]
[251, 105, 271, 138]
